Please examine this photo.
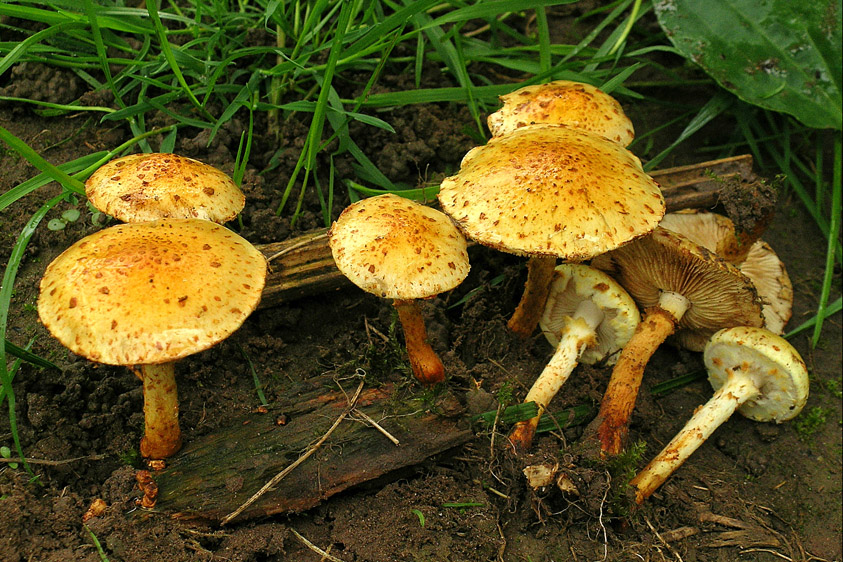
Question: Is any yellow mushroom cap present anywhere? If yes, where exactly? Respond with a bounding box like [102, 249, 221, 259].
[38, 219, 267, 365]
[540, 264, 640, 365]
[328, 193, 470, 300]
[85, 153, 245, 224]
[591, 227, 765, 349]
[438, 124, 664, 260]
[704, 326, 809, 422]
[660, 210, 793, 338]
[487, 80, 635, 145]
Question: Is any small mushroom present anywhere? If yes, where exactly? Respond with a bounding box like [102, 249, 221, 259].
[587, 227, 764, 456]
[328, 194, 470, 386]
[438, 124, 663, 338]
[487, 80, 635, 145]
[660, 209, 793, 341]
[508, 264, 639, 453]
[629, 326, 808, 504]
[85, 153, 245, 224]
[38, 219, 267, 458]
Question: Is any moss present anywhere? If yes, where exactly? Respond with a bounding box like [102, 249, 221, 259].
[795, 406, 833, 439]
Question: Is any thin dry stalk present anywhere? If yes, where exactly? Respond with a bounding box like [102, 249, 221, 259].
[289, 528, 347, 562]
[350, 408, 400, 446]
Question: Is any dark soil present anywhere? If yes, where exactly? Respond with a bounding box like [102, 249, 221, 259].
[1, 9, 841, 562]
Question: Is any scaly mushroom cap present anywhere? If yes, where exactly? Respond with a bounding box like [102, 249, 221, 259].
[86, 153, 245, 224]
[591, 227, 764, 349]
[540, 264, 640, 365]
[739, 241, 793, 334]
[659, 209, 733, 252]
[438, 124, 664, 261]
[487, 80, 635, 145]
[704, 326, 809, 422]
[660, 210, 793, 339]
[328, 193, 470, 300]
[38, 219, 267, 365]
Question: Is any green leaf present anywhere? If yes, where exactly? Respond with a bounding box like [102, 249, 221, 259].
[654, 0, 842, 130]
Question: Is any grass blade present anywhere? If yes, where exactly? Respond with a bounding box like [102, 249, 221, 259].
[0, 126, 86, 195]
[811, 133, 842, 347]
[1, 195, 65, 477]
[4, 339, 59, 371]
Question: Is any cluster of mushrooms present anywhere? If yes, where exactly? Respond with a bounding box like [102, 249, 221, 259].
[38, 154, 268, 460]
[327, 80, 808, 505]
[36, 81, 808, 508]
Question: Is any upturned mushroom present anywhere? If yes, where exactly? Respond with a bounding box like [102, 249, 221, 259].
[660, 209, 793, 341]
[508, 264, 639, 453]
[629, 326, 808, 504]
[438, 123, 663, 339]
[487, 80, 635, 145]
[587, 227, 764, 456]
[85, 153, 245, 224]
[328, 193, 470, 386]
[38, 219, 267, 459]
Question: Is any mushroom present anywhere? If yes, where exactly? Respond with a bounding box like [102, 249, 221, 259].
[587, 227, 765, 456]
[660, 209, 793, 342]
[629, 326, 809, 504]
[85, 153, 245, 224]
[438, 123, 663, 338]
[328, 194, 470, 386]
[508, 264, 640, 453]
[487, 80, 635, 146]
[38, 219, 267, 459]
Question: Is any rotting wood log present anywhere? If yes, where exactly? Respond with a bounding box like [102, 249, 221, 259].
[255, 155, 758, 309]
[144, 377, 472, 522]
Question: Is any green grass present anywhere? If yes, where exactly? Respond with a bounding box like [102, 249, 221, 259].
[0, 1, 839, 476]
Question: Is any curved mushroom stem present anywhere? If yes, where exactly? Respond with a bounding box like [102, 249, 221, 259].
[509, 300, 603, 453]
[507, 256, 557, 339]
[593, 291, 691, 456]
[393, 299, 445, 386]
[630, 368, 759, 503]
[139, 362, 182, 459]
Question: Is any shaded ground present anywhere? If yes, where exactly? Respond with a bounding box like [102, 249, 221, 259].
[1, 9, 841, 562]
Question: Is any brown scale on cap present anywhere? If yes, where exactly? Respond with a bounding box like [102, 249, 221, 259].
[438, 124, 663, 338]
[85, 153, 245, 224]
[38, 219, 267, 459]
[487, 80, 635, 145]
[329, 194, 470, 385]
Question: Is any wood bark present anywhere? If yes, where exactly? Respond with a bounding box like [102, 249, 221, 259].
[146, 377, 472, 521]
[255, 155, 757, 309]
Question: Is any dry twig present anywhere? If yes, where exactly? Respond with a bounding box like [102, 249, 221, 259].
[289, 528, 347, 562]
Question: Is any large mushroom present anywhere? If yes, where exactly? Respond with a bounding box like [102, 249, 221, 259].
[328, 193, 470, 386]
[587, 227, 765, 456]
[85, 153, 245, 224]
[38, 219, 267, 459]
[629, 326, 809, 504]
[660, 209, 793, 340]
[487, 80, 635, 146]
[508, 264, 640, 453]
[438, 123, 663, 339]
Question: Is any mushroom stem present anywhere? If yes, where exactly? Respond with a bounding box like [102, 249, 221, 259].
[393, 299, 445, 386]
[594, 291, 691, 456]
[507, 256, 557, 339]
[509, 300, 603, 453]
[139, 362, 182, 459]
[630, 369, 759, 503]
